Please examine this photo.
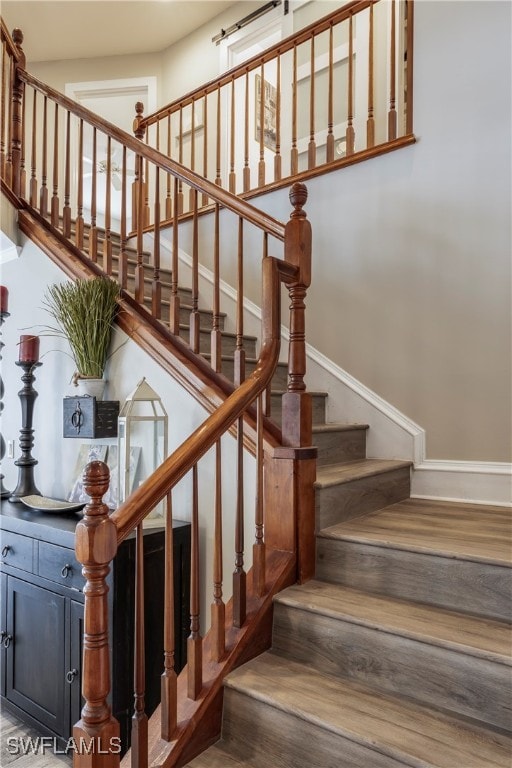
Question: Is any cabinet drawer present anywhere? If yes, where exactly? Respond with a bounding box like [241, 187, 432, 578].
[0, 531, 34, 573]
[38, 542, 84, 590]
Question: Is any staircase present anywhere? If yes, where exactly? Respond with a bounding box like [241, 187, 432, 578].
[186, 419, 512, 767]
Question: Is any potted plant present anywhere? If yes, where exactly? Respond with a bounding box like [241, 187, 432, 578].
[42, 276, 120, 399]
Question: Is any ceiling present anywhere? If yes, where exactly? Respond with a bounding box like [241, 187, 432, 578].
[1, 1, 239, 63]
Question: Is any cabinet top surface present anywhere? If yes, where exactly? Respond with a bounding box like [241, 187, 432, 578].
[1, 499, 189, 547]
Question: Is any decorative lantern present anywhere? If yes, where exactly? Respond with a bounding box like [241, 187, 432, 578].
[117, 378, 168, 524]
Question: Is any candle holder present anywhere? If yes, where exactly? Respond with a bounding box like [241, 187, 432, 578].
[0, 310, 10, 498]
[9, 360, 42, 502]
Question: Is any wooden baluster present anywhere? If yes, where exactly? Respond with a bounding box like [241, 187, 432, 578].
[11, 28, 25, 196]
[211, 203, 221, 372]
[243, 71, 250, 192]
[189, 189, 200, 353]
[73, 461, 120, 768]
[233, 213, 246, 630]
[62, 110, 71, 238]
[211, 440, 225, 661]
[152, 167, 162, 319]
[165, 113, 172, 219]
[118, 145, 128, 289]
[202, 95, 208, 206]
[234, 217, 245, 387]
[103, 136, 113, 275]
[5, 55, 13, 188]
[19, 65, 26, 197]
[346, 14, 355, 155]
[75, 119, 84, 250]
[1, 46, 6, 180]
[144, 135, 150, 226]
[39, 95, 48, 216]
[188, 464, 202, 700]
[274, 53, 282, 182]
[405, 0, 414, 136]
[131, 523, 148, 768]
[262, 233, 272, 419]
[51, 102, 59, 226]
[215, 85, 221, 186]
[308, 36, 316, 169]
[189, 101, 196, 208]
[29, 88, 37, 207]
[367, 3, 375, 148]
[388, 0, 397, 140]
[326, 24, 335, 162]
[229, 79, 236, 193]
[233, 413, 246, 628]
[253, 393, 265, 597]
[291, 45, 298, 175]
[169, 175, 180, 335]
[89, 127, 98, 263]
[161, 492, 177, 740]
[132, 101, 145, 227]
[135, 153, 145, 304]
[258, 62, 265, 187]
[177, 107, 184, 213]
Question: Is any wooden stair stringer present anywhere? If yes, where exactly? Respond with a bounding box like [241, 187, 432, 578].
[17, 207, 283, 455]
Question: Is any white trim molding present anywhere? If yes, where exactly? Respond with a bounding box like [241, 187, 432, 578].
[412, 461, 512, 507]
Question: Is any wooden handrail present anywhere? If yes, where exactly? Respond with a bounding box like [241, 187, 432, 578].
[17, 68, 286, 241]
[141, 0, 376, 126]
[0, 20, 21, 61]
[111, 255, 298, 543]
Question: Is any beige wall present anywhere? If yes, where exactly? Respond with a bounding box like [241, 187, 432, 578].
[250, 1, 511, 462]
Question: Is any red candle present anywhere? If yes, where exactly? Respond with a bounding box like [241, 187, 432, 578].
[19, 334, 40, 362]
[0, 286, 8, 313]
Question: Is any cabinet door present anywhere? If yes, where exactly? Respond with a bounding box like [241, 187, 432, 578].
[5, 576, 69, 737]
[69, 600, 84, 731]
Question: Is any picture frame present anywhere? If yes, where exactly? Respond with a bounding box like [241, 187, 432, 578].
[255, 74, 277, 152]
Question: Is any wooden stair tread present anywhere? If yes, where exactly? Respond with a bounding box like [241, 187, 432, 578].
[225, 653, 512, 768]
[185, 744, 251, 767]
[315, 458, 412, 488]
[320, 498, 512, 565]
[312, 422, 369, 434]
[275, 580, 512, 662]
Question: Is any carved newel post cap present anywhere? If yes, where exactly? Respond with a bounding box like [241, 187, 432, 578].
[135, 101, 144, 117]
[289, 182, 308, 216]
[12, 28, 24, 46]
[82, 460, 110, 508]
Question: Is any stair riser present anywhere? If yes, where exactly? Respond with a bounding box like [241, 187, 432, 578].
[315, 467, 410, 530]
[314, 428, 367, 466]
[156, 302, 224, 331]
[178, 327, 256, 358]
[222, 688, 404, 768]
[316, 539, 512, 622]
[221, 359, 289, 389]
[270, 393, 327, 426]
[272, 603, 512, 731]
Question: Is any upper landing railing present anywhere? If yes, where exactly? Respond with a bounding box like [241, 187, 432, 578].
[136, 0, 414, 220]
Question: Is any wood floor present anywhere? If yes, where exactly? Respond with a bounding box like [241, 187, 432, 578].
[0, 708, 71, 767]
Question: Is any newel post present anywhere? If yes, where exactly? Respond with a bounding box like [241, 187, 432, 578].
[265, 182, 317, 583]
[11, 28, 26, 197]
[132, 101, 146, 228]
[73, 461, 120, 768]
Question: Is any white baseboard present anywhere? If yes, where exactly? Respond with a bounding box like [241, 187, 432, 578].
[412, 461, 512, 507]
[149, 234, 511, 507]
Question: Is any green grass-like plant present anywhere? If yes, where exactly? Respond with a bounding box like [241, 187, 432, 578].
[42, 277, 120, 379]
